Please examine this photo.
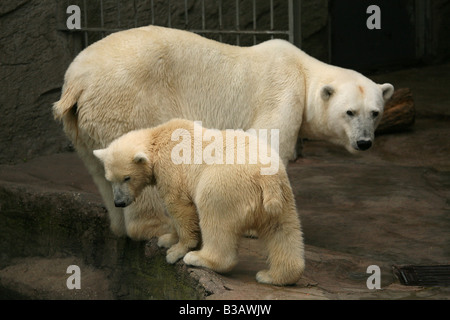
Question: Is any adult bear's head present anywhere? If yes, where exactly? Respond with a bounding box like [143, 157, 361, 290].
[302, 70, 394, 153]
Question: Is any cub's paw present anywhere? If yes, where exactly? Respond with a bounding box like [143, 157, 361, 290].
[157, 233, 178, 248]
[183, 251, 207, 268]
[255, 270, 273, 285]
[166, 244, 189, 264]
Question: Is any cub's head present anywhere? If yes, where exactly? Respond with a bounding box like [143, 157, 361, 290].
[93, 130, 154, 208]
[305, 74, 394, 153]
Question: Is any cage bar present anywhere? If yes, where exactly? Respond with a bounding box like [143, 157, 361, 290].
[59, 0, 298, 48]
[235, 0, 240, 45]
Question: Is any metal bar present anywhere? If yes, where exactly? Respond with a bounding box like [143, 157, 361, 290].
[201, 0, 205, 30]
[218, 0, 223, 42]
[150, 0, 155, 25]
[100, 0, 104, 37]
[167, 0, 171, 28]
[252, 0, 256, 44]
[133, 0, 138, 27]
[60, 27, 291, 36]
[288, 0, 294, 44]
[184, 0, 188, 28]
[189, 29, 290, 36]
[270, 0, 274, 39]
[117, 0, 121, 28]
[83, 0, 88, 46]
[235, 0, 240, 45]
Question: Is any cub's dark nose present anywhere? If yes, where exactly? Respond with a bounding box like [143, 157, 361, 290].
[114, 200, 127, 207]
[357, 140, 372, 151]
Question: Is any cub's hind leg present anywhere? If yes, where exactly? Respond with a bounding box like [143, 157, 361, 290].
[256, 212, 305, 286]
[184, 208, 240, 273]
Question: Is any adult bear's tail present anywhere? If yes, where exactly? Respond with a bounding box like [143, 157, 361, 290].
[53, 80, 82, 142]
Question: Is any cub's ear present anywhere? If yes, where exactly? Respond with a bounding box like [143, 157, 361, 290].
[133, 151, 149, 164]
[380, 83, 394, 101]
[320, 85, 334, 101]
[93, 149, 107, 162]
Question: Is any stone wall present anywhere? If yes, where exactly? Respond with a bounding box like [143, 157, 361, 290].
[0, 0, 81, 164]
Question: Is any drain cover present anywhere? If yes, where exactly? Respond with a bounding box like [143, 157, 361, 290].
[392, 265, 450, 287]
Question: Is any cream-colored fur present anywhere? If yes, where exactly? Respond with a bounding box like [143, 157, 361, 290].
[53, 26, 393, 239]
[93, 119, 305, 286]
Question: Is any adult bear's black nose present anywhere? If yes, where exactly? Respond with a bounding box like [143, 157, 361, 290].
[357, 140, 372, 151]
[114, 200, 127, 207]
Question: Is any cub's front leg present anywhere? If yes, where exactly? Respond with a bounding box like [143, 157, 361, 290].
[163, 201, 200, 264]
[157, 232, 178, 248]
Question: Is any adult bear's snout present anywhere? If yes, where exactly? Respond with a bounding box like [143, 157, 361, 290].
[114, 200, 128, 207]
[356, 140, 372, 151]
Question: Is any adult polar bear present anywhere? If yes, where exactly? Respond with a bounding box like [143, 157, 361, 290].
[54, 26, 394, 240]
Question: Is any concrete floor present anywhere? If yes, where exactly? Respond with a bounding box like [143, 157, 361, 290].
[0, 63, 449, 300]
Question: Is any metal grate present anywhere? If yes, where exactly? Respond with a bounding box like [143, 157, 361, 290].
[60, 0, 299, 48]
[392, 265, 450, 287]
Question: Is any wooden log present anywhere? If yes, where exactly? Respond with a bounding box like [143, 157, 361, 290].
[376, 88, 415, 134]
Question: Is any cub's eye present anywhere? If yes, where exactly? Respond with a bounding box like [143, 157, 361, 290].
[346, 110, 355, 117]
[123, 176, 131, 182]
[371, 111, 380, 118]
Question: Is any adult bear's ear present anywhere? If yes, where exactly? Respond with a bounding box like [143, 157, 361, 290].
[320, 85, 334, 101]
[133, 151, 149, 164]
[380, 83, 394, 101]
[93, 149, 107, 162]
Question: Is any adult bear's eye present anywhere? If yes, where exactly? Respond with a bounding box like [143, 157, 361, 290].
[372, 111, 379, 118]
[346, 110, 355, 117]
[124, 176, 131, 182]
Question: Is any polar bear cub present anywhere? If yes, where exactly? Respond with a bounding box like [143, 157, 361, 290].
[93, 119, 304, 285]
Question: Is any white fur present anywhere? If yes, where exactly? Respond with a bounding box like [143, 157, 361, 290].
[53, 26, 393, 239]
[94, 119, 305, 285]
